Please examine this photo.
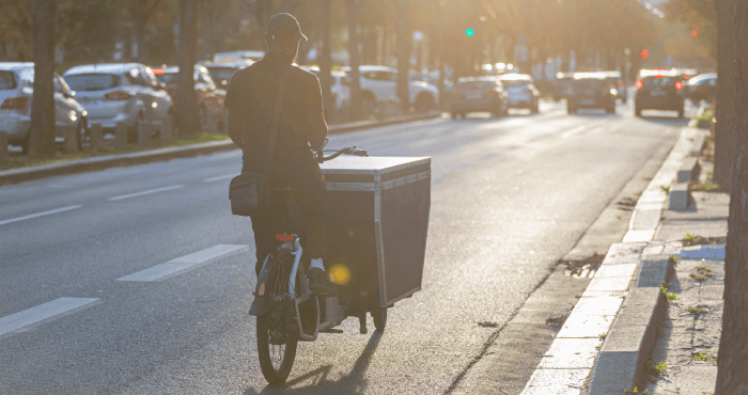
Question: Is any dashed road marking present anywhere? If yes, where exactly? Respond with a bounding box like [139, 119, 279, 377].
[0, 298, 99, 338]
[108, 185, 184, 201]
[0, 205, 83, 226]
[203, 174, 237, 183]
[117, 244, 249, 282]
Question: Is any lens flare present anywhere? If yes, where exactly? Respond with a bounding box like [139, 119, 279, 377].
[330, 264, 351, 285]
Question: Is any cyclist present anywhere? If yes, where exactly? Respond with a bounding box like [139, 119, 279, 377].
[224, 13, 337, 296]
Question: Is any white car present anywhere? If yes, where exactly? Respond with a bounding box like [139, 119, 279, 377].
[299, 66, 351, 115]
[348, 65, 440, 112]
[63, 63, 173, 142]
[0, 62, 88, 153]
[497, 73, 540, 113]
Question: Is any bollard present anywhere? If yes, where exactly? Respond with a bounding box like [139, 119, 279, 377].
[62, 126, 79, 154]
[160, 116, 173, 141]
[115, 123, 128, 148]
[0, 131, 8, 162]
[90, 124, 103, 150]
[138, 121, 151, 146]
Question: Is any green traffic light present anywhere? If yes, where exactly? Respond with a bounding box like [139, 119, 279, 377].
[466, 29, 475, 37]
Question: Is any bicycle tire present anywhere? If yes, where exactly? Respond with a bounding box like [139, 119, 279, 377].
[257, 250, 298, 384]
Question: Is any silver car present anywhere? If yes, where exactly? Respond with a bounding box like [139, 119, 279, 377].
[63, 63, 172, 142]
[0, 62, 88, 153]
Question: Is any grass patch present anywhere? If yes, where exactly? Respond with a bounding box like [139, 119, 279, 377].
[641, 358, 667, 377]
[682, 233, 724, 246]
[0, 132, 231, 172]
[669, 255, 681, 265]
[661, 185, 671, 193]
[689, 180, 722, 192]
[660, 283, 680, 301]
[692, 352, 716, 362]
[690, 266, 715, 282]
[688, 306, 712, 315]
[624, 387, 649, 393]
[599, 332, 607, 339]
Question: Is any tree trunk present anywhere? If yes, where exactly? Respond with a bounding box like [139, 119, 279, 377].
[346, 0, 362, 120]
[717, 1, 748, 394]
[177, 0, 200, 134]
[319, 0, 333, 122]
[25, 0, 56, 159]
[436, 4, 445, 106]
[133, 13, 147, 63]
[396, 0, 410, 113]
[714, 0, 737, 190]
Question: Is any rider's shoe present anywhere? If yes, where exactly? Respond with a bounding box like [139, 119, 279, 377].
[309, 268, 338, 297]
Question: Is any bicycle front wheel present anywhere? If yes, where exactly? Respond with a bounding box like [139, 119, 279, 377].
[256, 251, 298, 384]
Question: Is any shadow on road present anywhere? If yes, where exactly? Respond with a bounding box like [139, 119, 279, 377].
[244, 331, 383, 395]
[637, 114, 690, 128]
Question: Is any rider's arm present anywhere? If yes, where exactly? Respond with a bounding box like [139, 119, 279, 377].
[305, 75, 328, 149]
[223, 72, 244, 148]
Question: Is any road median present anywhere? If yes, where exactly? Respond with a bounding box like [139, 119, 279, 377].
[0, 111, 443, 186]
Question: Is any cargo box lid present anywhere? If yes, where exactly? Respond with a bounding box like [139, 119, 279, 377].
[320, 156, 430, 176]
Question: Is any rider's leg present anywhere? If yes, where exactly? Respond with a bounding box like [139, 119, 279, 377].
[250, 210, 274, 276]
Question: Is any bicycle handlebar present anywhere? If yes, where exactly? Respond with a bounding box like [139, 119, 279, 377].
[315, 146, 368, 163]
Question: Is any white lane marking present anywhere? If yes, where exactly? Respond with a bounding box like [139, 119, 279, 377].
[0, 205, 83, 226]
[0, 298, 99, 337]
[203, 174, 237, 183]
[108, 185, 184, 201]
[117, 244, 249, 282]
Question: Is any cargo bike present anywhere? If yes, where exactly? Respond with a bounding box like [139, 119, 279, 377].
[248, 147, 431, 384]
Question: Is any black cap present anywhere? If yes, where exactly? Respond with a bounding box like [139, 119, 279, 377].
[265, 13, 308, 42]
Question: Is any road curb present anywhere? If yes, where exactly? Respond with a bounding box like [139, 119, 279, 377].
[0, 111, 444, 186]
[519, 127, 703, 395]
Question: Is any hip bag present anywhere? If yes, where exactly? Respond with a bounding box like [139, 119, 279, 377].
[229, 66, 290, 216]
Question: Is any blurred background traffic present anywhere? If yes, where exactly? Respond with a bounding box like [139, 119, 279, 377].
[0, 0, 717, 157]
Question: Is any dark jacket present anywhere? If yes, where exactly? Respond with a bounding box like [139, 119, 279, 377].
[224, 52, 328, 179]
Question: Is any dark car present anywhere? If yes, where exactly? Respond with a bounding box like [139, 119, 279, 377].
[634, 70, 686, 118]
[201, 60, 253, 89]
[450, 78, 509, 119]
[687, 73, 717, 103]
[567, 75, 616, 114]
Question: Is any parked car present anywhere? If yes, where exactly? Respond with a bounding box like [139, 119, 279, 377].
[567, 73, 616, 114]
[449, 77, 509, 119]
[346, 65, 440, 112]
[153, 65, 226, 132]
[299, 66, 352, 116]
[497, 73, 540, 113]
[687, 73, 717, 103]
[554, 72, 575, 101]
[201, 60, 252, 89]
[63, 63, 172, 142]
[0, 62, 88, 153]
[602, 71, 627, 103]
[634, 69, 686, 118]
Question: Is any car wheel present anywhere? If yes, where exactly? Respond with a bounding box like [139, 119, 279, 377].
[567, 106, 576, 115]
[530, 102, 539, 114]
[128, 113, 143, 143]
[451, 112, 459, 120]
[415, 93, 435, 113]
[76, 120, 87, 150]
[635, 105, 642, 117]
[17, 130, 31, 155]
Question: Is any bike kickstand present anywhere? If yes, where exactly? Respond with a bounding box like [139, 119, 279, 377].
[358, 313, 367, 335]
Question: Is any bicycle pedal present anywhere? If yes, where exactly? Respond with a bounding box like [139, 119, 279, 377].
[319, 328, 344, 334]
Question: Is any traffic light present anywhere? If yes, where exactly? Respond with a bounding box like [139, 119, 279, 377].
[641, 49, 649, 59]
[466, 28, 475, 37]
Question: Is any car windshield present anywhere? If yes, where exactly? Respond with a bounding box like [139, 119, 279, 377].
[641, 76, 677, 89]
[64, 74, 120, 91]
[207, 68, 237, 82]
[456, 81, 495, 91]
[0, 71, 16, 90]
[501, 80, 531, 88]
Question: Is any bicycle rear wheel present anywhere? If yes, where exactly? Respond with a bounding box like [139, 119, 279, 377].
[257, 250, 298, 384]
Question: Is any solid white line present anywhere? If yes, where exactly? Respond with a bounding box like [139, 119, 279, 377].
[117, 244, 249, 282]
[0, 205, 83, 226]
[0, 298, 99, 337]
[108, 185, 184, 201]
[203, 174, 237, 183]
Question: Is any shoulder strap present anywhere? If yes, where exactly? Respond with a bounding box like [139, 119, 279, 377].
[264, 66, 291, 178]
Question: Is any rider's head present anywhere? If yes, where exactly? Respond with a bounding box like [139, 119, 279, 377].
[265, 13, 307, 61]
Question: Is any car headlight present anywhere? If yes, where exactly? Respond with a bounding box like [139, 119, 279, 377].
[69, 111, 78, 122]
[610, 89, 618, 95]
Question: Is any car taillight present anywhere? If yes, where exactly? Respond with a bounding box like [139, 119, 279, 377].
[104, 91, 133, 101]
[636, 80, 643, 89]
[0, 97, 29, 110]
[618, 81, 624, 87]
[675, 81, 683, 90]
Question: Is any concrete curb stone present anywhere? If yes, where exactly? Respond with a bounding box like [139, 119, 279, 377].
[0, 111, 444, 186]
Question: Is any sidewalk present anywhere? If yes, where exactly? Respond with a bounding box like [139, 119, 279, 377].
[644, 188, 728, 394]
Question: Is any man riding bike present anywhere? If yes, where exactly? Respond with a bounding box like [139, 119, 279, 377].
[224, 13, 337, 296]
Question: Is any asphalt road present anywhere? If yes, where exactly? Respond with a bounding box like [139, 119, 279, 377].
[0, 99, 689, 394]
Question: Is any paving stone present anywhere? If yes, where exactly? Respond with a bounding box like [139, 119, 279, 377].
[570, 297, 624, 317]
[521, 368, 590, 395]
[557, 315, 615, 339]
[647, 365, 717, 395]
[538, 339, 603, 369]
[604, 243, 647, 264]
[586, 276, 632, 292]
[700, 285, 724, 301]
[594, 264, 637, 279]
